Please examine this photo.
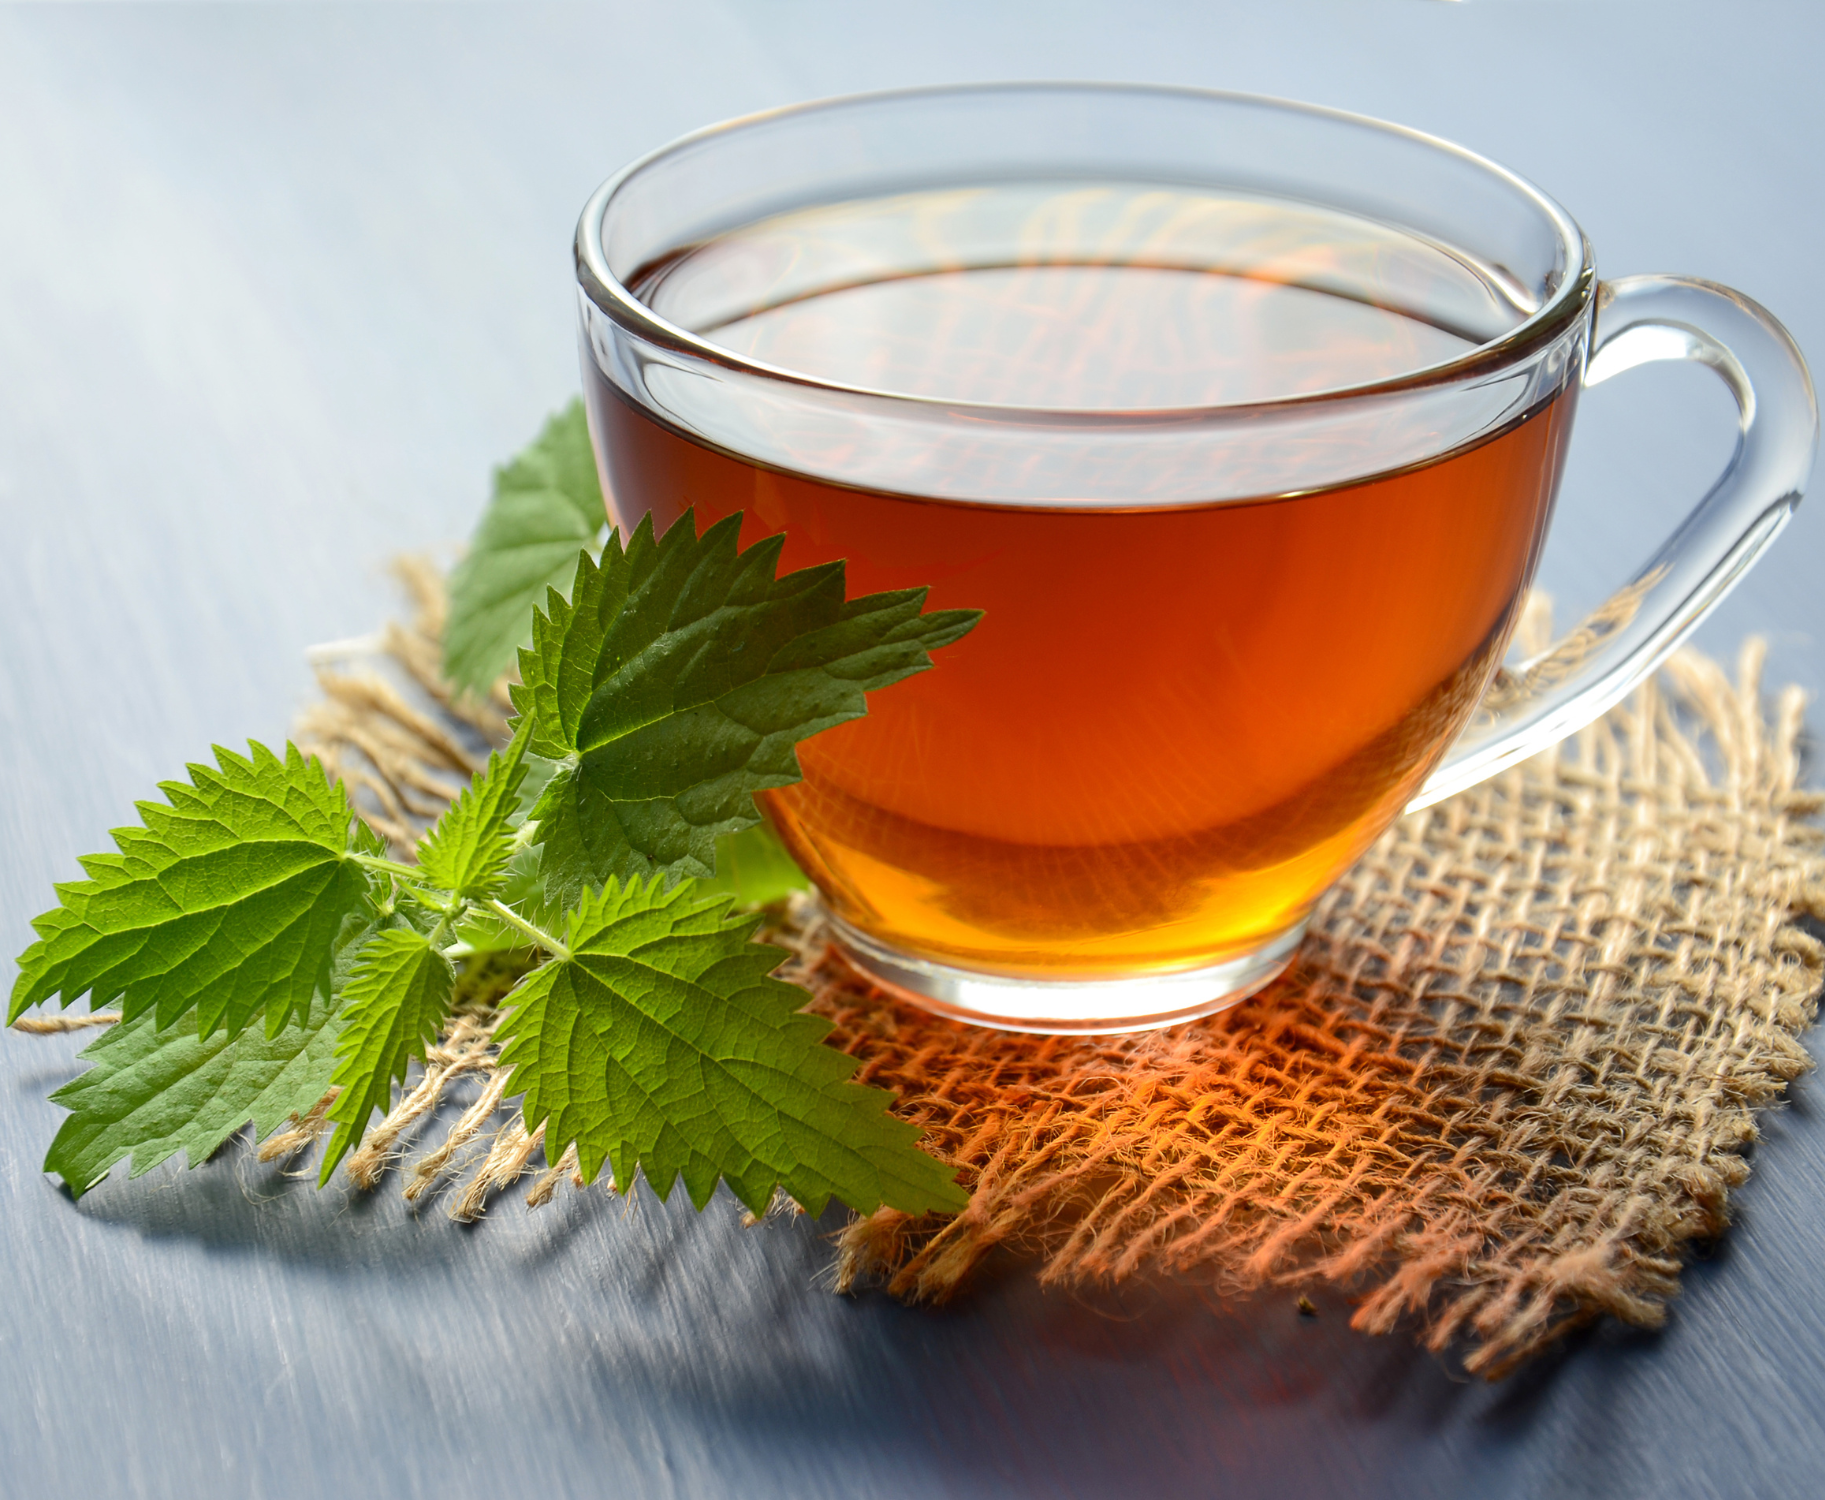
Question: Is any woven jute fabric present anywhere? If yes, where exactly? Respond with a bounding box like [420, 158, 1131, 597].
[289, 568, 1824, 1378]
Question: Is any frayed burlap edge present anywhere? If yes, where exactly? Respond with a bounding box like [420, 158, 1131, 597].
[27, 566, 1821, 1377]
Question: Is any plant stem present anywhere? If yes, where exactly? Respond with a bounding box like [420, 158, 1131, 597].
[352, 852, 421, 882]
[482, 899, 568, 960]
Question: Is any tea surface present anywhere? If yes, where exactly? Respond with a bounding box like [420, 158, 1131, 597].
[591, 187, 1573, 976]
[639, 183, 1531, 408]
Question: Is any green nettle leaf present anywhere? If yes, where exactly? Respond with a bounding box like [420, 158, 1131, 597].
[515, 511, 981, 908]
[9, 742, 373, 1040]
[495, 876, 966, 1217]
[449, 748, 565, 950]
[414, 719, 530, 900]
[318, 927, 458, 1182]
[14, 390, 981, 1229]
[456, 823, 807, 957]
[701, 822, 810, 908]
[443, 400, 608, 696]
[43, 987, 345, 1199]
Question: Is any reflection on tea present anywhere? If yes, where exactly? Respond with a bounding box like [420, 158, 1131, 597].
[588, 185, 1575, 976]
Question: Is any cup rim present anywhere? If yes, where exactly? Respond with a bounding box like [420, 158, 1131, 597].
[574, 81, 1594, 419]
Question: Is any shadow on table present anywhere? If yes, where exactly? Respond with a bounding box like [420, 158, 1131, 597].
[37, 1068, 1705, 1500]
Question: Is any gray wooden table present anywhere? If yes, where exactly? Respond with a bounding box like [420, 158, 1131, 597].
[4, 3, 1823, 1496]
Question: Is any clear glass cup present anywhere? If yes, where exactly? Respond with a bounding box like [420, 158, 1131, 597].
[574, 84, 1815, 1033]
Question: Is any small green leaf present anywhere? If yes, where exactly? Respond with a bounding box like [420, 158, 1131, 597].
[443, 401, 608, 695]
[701, 822, 810, 908]
[318, 927, 457, 1182]
[347, 814, 389, 858]
[495, 876, 966, 1218]
[44, 987, 345, 1199]
[10, 741, 372, 1040]
[514, 751, 560, 819]
[451, 846, 550, 954]
[414, 719, 530, 900]
[515, 511, 980, 908]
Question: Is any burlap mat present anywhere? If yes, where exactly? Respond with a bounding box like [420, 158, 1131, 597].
[286, 565, 1823, 1378]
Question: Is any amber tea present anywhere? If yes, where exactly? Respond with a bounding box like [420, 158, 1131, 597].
[584, 184, 1576, 981]
[577, 87, 1811, 1031]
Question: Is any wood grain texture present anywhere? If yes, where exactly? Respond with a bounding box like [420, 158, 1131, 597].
[1, 3, 1821, 1496]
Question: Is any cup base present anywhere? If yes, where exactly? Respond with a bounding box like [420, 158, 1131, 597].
[823, 914, 1309, 1035]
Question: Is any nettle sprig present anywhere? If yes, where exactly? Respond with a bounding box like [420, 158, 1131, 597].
[10, 404, 978, 1219]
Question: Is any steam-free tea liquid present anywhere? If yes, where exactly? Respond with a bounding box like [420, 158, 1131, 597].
[587, 185, 1574, 977]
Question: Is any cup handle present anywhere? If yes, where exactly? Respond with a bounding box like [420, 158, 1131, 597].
[1410, 274, 1819, 811]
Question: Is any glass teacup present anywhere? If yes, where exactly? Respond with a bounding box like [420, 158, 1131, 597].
[574, 85, 1815, 1032]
